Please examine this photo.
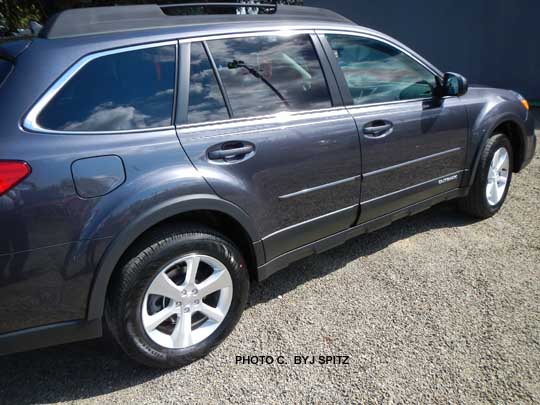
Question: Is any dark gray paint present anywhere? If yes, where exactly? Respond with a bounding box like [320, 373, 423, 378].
[71, 155, 126, 198]
[308, 0, 540, 100]
[349, 97, 468, 213]
[178, 107, 362, 260]
[258, 187, 469, 280]
[0, 6, 535, 353]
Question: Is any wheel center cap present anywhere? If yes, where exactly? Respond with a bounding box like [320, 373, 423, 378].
[176, 290, 200, 308]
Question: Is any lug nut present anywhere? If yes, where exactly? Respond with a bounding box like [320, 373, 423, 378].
[192, 288, 198, 295]
[182, 290, 187, 296]
[194, 299, 200, 304]
[184, 306, 190, 313]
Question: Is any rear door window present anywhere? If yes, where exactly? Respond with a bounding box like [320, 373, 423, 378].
[206, 34, 332, 119]
[37, 44, 176, 132]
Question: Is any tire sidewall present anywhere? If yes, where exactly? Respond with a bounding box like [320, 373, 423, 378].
[477, 134, 513, 215]
[117, 234, 249, 368]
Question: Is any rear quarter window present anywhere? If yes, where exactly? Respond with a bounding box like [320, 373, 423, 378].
[37, 44, 176, 132]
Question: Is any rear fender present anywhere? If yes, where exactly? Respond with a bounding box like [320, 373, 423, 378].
[86, 193, 261, 320]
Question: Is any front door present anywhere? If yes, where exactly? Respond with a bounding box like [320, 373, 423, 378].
[321, 33, 468, 221]
[177, 33, 361, 261]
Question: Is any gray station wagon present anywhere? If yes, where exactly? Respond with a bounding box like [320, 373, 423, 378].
[0, 3, 536, 368]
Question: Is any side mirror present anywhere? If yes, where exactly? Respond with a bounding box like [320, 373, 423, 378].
[443, 72, 468, 97]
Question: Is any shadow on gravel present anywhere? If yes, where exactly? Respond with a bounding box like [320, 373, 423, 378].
[0, 330, 171, 404]
[249, 202, 475, 307]
[531, 107, 540, 130]
[0, 202, 476, 403]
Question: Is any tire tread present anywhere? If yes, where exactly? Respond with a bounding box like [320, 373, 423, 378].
[105, 223, 248, 368]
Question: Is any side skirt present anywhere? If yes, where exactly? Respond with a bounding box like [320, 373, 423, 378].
[257, 188, 468, 281]
[0, 319, 102, 356]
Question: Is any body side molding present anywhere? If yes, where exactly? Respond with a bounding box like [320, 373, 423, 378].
[257, 188, 468, 281]
[0, 320, 102, 356]
[363, 148, 462, 178]
[278, 176, 361, 200]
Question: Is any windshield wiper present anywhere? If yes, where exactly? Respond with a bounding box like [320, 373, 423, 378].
[228, 60, 290, 107]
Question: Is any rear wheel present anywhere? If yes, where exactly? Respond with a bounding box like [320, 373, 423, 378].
[105, 226, 249, 368]
[459, 133, 513, 218]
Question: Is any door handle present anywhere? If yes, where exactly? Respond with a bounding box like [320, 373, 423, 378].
[363, 121, 393, 137]
[208, 143, 255, 161]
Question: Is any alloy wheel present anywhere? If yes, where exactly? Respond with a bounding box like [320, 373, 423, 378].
[486, 146, 510, 206]
[141, 254, 233, 349]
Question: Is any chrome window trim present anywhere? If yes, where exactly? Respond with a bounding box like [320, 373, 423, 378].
[176, 106, 351, 134]
[178, 28, 315, 44]
[178, 29, 340, 130]
[24, 27, 449, 135]
[176, 97, 443, 134]
[23, 40, 178, 135]
[316, 29, 443, 79]
[345, 95, 459, 114]
[346, 97, 433, 113]
[175, 28, 451, 129]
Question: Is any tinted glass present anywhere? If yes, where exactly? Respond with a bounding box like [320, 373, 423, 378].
[188, 42, 229, 124]
[0, 60, 12, 85]
[326, 34, 437, 105]
[38, 45, 176, 131]
[207, 35, 331, 118]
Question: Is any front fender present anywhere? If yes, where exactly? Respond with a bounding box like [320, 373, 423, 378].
[464, 88, 530, 186]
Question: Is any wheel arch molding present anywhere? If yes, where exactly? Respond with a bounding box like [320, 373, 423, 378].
[467, 112, 528, 187]
[85, 194, 262, 321]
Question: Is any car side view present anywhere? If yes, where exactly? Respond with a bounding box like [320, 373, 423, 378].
[0, 3, 536, 368]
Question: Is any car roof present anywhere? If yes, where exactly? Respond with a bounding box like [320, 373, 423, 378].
[40, 4, 355, 40]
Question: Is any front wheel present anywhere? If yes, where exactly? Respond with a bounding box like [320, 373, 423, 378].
[459, 133, 513, 219]
[105, 226, 249, 368]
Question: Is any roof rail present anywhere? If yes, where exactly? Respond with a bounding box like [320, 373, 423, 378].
[161, 3, 277, 14]
[40, 4, 353, 40]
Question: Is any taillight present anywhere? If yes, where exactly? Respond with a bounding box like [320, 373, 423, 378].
[0, 161, 31, 196]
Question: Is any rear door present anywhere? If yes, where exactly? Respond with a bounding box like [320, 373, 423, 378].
[320, 32, 468, 222]
[177, 32, 362, 261]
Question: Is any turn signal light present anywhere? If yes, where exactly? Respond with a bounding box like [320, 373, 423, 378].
[521, 98, 530, 110]
[0, 161, 31, 196]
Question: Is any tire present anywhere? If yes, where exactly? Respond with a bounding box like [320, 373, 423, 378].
[459, 133, 513, 219]
[105, 225, 249, 368]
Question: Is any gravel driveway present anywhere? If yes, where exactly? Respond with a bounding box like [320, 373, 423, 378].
[1, 131, 538, 404]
